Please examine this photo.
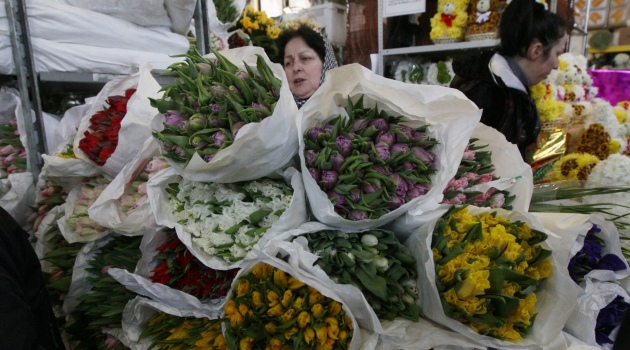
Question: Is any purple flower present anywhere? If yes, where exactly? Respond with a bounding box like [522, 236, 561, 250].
[335, 136, 352, 157]
[209, 116, 221, 127]
[386, 195, 405, 210]
[391, 143, 410, 154]
[361, 179, 381, 194]
[212, 86, 228, 100]
[373, 165, 392, 175]
[402, 161, 416, 171]
[595, 295, 630, 345]
[196, 63, 212, 75]
[347, 188, 361, 203]
[231, 122, 245, 136]
[307, 127, 327, 142]
[369, 118, 388, 132]
[412, 147, 436, 167]
[331, 153, 345, 171]
[212, 130, 228, 147]
[350, 119, 368, 132]
[348, 210, 368, 221]
[304, 150, 318, 167]
[164, 111, 187, 128]
[229, 85, 242, 98]
[389, 173, 409, 197]
[328, 191, 346, 208]
[204, 153, 215, 162]
[406, 183, 429, 200]
[210, 104, 221, 112]
[375, 143, 390, 161]
[595, 254, 627, 272]
[319, 170, 339, 190]
[412, 131, 430, 143]
[375, 132, 395, 147]
[324, 124, 334, 133]
[308, 168, 320, 182]
[236, 70, 250, 81]
[394, 124, 415, 143]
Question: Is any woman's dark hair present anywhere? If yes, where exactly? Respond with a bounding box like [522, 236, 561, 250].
[276, 25, 326, 65]
[499, 0, 566, 58]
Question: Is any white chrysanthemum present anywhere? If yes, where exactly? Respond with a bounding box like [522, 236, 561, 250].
[544, 69, 558, 85]
[587, 99, 622, 139]
[569, 85, 585, 101]
[616, 137, 628, 154]
[584, 154, 630, 219]
[393, 60, 411, 82]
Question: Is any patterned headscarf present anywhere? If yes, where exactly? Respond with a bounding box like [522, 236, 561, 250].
[294, 33, 338, 109]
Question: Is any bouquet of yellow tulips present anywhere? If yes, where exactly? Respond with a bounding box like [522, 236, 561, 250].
[223, 261, 354, 349]
[139, 311, 227, 349]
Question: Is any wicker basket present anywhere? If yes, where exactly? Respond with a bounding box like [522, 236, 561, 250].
[465, 32, 499, 41]
[433, 36, 463, 44]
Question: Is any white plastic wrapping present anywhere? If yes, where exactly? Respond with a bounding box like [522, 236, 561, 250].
[297, 63, 481, 230]
[152, 46, 299, 183]
[0, 172, 34, 226]
[41, 138, 100, 189]
[147, 166, 308, 270]
[404, 206, 580, 350]
[62, 237, 108, 314]
[34, 205, 65, 273]
[206, 0, 246, 34]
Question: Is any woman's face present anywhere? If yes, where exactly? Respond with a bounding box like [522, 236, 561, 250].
[283, 37, 324, 100]
[530, 33, 569, 85]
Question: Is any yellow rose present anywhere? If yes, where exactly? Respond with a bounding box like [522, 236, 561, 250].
[287, 276, 305, 290]
[297, 311, 311, 328]
[328, 301, 342, 317]
[304, 327, 315, 344]
[281, 308, 295, 323]
[253, 291, 265, 307]
[237, 279, 251, 297]
[267, 303, 284, 317]
[315, 325, 328, 345]
[284, 326, 298, 340]
[325, 317, 339, 340]
[456, 270, 490, 300]
[267, 290, 280, 307]
[240, 336, 255, 350]
[225, 300, 238, 316]
[281, 290, 293, 308]
[274, 269, 288, 289]
[265, 322, 276, 333]
[269, 337, 283, 350]
[293, 296, 304, 310]
[311, 303, 326, 318]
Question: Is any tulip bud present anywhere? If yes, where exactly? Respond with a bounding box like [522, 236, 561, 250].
[335, 136, 352, 157]
[387, 195, 405, 210]
[402, 161, 416, 171]
[209, 116, 221, 127]
[164, 111, 187, 128]
[190, 136, 209, 149]
[361, 234, 378, 247]
[212, 85, 228, 100]
[361, 179, 381, 194]
[212, 130, 228, 147]
[330, 153, 345, 171]
[347, 188, 361, 203]
[373, 165, 392, 175]
[229, 85, 242, 98]
[375, 143, 390, 161]
[412, 147, 436, 168]
[350, 118, 368, 132]
[375, 131, 395, 147]
[236, 70, 250, 81]
[373, 255, 389, 271]
[406, 183, 429, 200]
[389, 173, 409, 197]
[231, 122, 245, 136]
[319, 170, 339, 190]
[391, 143, 410, 154]
[412, 131, 430, 143]
[188, 113, 208, 131]
[348, 210, 368, 221]
[394, 124, 415, 143]
[307, 127, 327, 142]
[304, 150, 318, 167]
[369, 118, 388, 132]
[196, 62, 212, 76]
[204, 153, 215, 162]
[308, 168, 320, 182]
[327, 190, 346, 208]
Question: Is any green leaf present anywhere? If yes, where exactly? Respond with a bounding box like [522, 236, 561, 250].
[356, 268, 388, 301]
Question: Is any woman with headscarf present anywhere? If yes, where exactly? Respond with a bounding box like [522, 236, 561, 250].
[276, 23, 339, 109]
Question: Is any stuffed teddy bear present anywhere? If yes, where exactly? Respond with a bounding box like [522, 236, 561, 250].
[430, 0, 470, 42]
[465, 0, 502, 40]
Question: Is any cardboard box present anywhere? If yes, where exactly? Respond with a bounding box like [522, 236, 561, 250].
[576, 0, 609, 10]
[617, 26, 630, 45]
[588, 8, 609, 29]
[608, 5, 630, 27]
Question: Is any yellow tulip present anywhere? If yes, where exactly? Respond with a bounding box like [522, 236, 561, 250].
[528, 259, 553, 280]
[269, 337, 283, 350]
[308, 290, 324, 306]
[213, 334, 227, 348]
[492, 323, 522, 342]
[293, 296, 304, 310]
[432, 247, 443, 261]
[265, 322, 276, 333]
[240, 336, 255, 350]
[281, 308, 296, 323]
[327, 301, 342, 317]
[502, 282, 520, 296]
[225, 300, 238, 316]
[253, 291, 265, 307]
[315, 325, 328, 345]
[338, 330, 347, 341]
[345, 315, 353, 330]
[316, 338, 335, 350]
[456, 270, 490, 300]
[311, 303, 326, 318]
[281, 290, 293, 308]
[229, 311, 244, 327]
[252, 263, 265, 279]
[267, 303, 284, 317]
[274, 269, 288, 289]
[507, 293, 537, 325]
[284, 326, 298, 340]
[287, 276, 305, 290]
[297, 311, 311, 328]
[239, 303, 250, 317]
[267, 289, 280, 307]
[325, 317, 339, 340]
[237, 280, 251, 297]
[304, 328, 315, 344]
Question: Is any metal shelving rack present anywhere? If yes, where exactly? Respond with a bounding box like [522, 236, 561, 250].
[4, 0, 209, 180]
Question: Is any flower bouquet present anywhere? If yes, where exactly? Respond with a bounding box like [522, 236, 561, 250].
[0, 87, 29, 176]
[406, 205, 577, 348]
[148, 166, 307, 269]
[297, 64, 480, 230]
[26, 179, 69, 233]
[88, 138, 169, 234]
[228, 6, 280, 63]
[223, 259, 357, 350]
[74, 62, 163, 178]
[151, 46, 297, 182]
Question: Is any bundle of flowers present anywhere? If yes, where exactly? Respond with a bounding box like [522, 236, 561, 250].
[596, 295, 630, 345]
[303, 95, 439, 221]
[212, 0, 239, 24]
[431, 206, 554, 342]
[229, 6, 280, 61]
[577, 123, 612, 160]
[60, 176, 111, 241]
[299, 228, 419, 321]
[65, 235, 142, 350]
[138, 312, 226, 349]
[26, 180, 68, 233]
[0, 118, 27, 176]
[117, 156, 169, 217]
[78, 89, 136, 166]
[568, 224, 627, 284]
[150, 229, 238, 300]
[223, 262, 354, 349]
[441, 138, 514, 209]
[545, 153, 600, 181]
[166, 175, 294, 263]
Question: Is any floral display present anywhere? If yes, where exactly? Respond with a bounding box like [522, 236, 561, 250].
[167, 177, 293, 262]
[0, 118, 27, 176]
[150, 229, 238, 300]
[441, 138, 514, 209]
[546, 153, 600, 181]
[596, 295, 630, 345]
[577, 123, 612, 160]
[303, 95, 439, 220]
[223, 262, 354, 349]
[212, 0, 239, 24]
[568, 224, 627, 284]
[139, 312, 226, 349]
[66, 176, 111, 237]
[229, 6, 280, 62]
[119, 156, 169, 217]
[78, 89, 136, 166]
[300, 228, 419, 321]
[151, 49, 281, 166]
[66, 235, 142, 350]
[431, 206, 553, 341]
[26, 180, 68, 232]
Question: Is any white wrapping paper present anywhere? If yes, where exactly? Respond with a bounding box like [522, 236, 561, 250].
[34, 205, 65, 273]
[0, 172, 34, 226]
[297, 63, 481, 230]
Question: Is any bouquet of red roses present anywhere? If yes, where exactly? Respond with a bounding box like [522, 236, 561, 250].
[78, 89, 136, 166]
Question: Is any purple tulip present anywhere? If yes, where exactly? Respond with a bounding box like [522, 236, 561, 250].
[212, 130, 228, 147]
[386, 195, 405, 210]
[305, 150, 318, 167]
[395, 124, 415, 143]
[175, 146, 186, 158]
[204, 153, 215, 162]
[212, 86, 228, 100]
[163, 143, 177, 152]
[232, 122, 245, 136]
[390, 173, 409, 197]
[375, 131, 395, 147]
[236, 70, 250, 81]
[413, 131, 430, 143]
[331, 153, 345, 171]
[308, 167, 320, 182]
[229, 86, 242, 98]
[369, 118, 388, 132]
[595, 254, 627, 272]
[373, 165, 392, 175]
[209, 116, 221, 127]
[350, 118, 368, 132]
[406, 183, 429, 200]
[319, 170, 338, 190]
[209, 104, 221, 113]
[361, 179, 381, 194]
[324, 124, 334, 133]
[391, 143, 410, 155]
[348, 210, 368, 221]
[412, 147, 436, 167]
[375, 143, 390, 161]
[196, 63, 212, 75]
[328, 191, 346, 208]
[335, 136, 352, 157]
[189, 113, 208, 131]
[348, 188, 361, 203]
[190, 136, 208, 149]
[402, 161, 416, 171]
[164, 111, 187, 128]
[307, 127, 327, 142]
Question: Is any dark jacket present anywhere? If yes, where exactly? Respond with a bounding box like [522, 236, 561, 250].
[450, 51, 540, 160]
[0, 207, 65, 350]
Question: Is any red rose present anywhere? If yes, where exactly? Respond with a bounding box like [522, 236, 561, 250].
[124, 88, 136, 99]
[89, 110, 110, 126]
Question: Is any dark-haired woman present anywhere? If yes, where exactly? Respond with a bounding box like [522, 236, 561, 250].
[276, 24, 338, 109]
[450, 0, 568, 161]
